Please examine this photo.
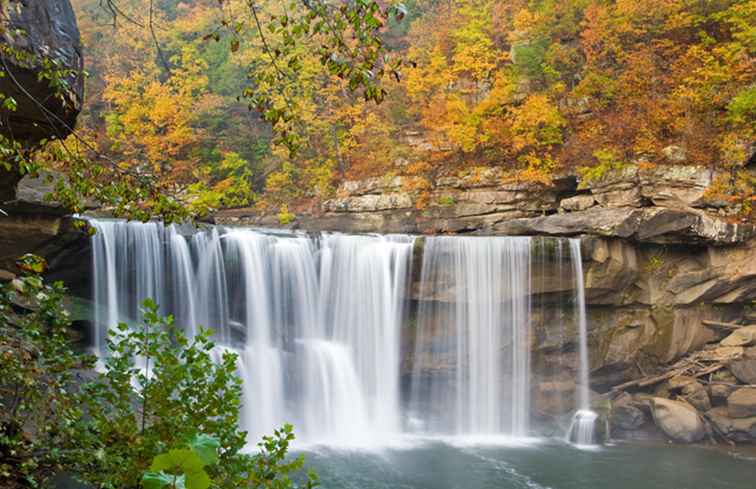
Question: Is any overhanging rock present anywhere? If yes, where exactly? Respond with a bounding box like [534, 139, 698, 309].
[0, 0, 83, 143]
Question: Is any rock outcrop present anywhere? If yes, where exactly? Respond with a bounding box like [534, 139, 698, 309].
[217, 165, 753, 246]
[0, 1, 87, 287]
[0, 170, 89, 293]
[0, 0, 83, 143]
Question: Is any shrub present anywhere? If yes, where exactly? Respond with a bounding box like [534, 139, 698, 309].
[0, 257, 315, 489]
[0, 255, 96, 488]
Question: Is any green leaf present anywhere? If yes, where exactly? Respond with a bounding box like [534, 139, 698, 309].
[142, 471, 174, 489]
[190, 434, 220, 466]
[151, 448, 205, 472]
[185, 470, 211, 489]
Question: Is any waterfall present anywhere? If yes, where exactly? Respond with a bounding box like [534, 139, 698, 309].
[90, 220, 594, 446]
[408, 237, 532, 436]
[566, 238, 597, 446]
[90, 220, 414, 445]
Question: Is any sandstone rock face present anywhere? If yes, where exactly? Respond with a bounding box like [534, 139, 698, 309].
[649, 397, 706, 443]
[219, 163, 753, 247]
[0, 172, 88, 293]
[727, 388, 756, 418]
[323, 193, 414, 213]
[0, 0, 83, 143]
[560, 194, 595, 211]
[491, 207, 753, 246]
[639, 165, 713, 208]
[581, 166, 643, 208]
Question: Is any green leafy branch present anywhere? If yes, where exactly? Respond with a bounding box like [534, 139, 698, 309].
[143, 434, 221, 489]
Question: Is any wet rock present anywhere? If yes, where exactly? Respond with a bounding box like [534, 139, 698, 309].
[611, 394, 646, 430]
[533, 380, 577, 417]
[727, 388, 756, 418]
[648, 397, 705, 443]
[721, 326, 756, 347]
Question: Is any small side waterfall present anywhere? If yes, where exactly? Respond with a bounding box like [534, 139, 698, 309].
[566, 239, 598, 446]
[90, 220, 595, 446]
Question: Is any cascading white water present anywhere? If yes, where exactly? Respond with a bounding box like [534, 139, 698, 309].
[320, 234, 414, 436]
[90, 220, 414, 445]
[90, 220, 594, 446]
[408, 237, 532, 437]
[566, 239, 598, 446]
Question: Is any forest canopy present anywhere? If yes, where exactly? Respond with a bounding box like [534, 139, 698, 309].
[56, 0, 756, 218]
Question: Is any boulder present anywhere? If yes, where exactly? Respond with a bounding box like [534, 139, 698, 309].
[648, 397, 705, 442]
[730, 358, 756, 385]
[0, 0, 83, 143]
[681, 381, 711, 412]
[611, 394, 646, 430]
[646, 307, 721, 364]
[727, 388, 756, 419]
[721, 326, 756, 347]
[706, 407, 756, 442]
[7, 170, 73, 215]
[710, 383, 737, 404]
